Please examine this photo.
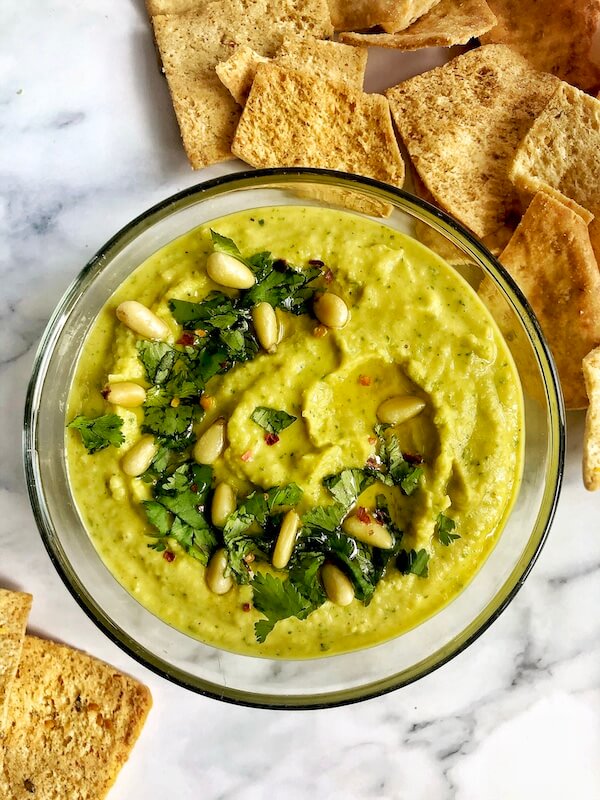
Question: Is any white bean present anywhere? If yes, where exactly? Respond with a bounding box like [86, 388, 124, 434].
[342, 512, 393, 549]
[121, 435, 158, 477]
[211, 482, 236, 528]
[193, 418, 227, 464]
[104, 382, 146, 408]
[205, 548, 233, 595]
[377, 395, 426, 425]
[321, 563, 355, 606]
[272, 510, 300, 569]
[116, 301, 170, 340]
[252, 302, 278, 353]
[313, 292, 349, 329]
[207, 252, 256, 289]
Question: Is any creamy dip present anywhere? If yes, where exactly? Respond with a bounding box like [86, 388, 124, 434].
[66, 206, 523, 658]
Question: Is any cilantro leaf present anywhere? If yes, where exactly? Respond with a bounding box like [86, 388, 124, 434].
[371, 425, 424, 496]
[371, 495, 404, 581]
[142, 405, 196, 450]
[435, 512, 460, 546]
[243, 263, 321, 314]
[288, 551, 326, 607]
[251, 572, 313, 643]
[323, 468, 375, 509]
[397, 548, 430, 577]
[210, 229, 247, 262]
[143, 500, 171, 535]
[67, 414, 124, 454]
[301, 503, 346, 533]
[250, 407, 297, 434]
[137, 342, 177, 385]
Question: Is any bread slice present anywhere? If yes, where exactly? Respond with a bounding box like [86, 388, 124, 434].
[0, 636, 152, 800]
[583, 346, 600, 491]
[340, 0, 496, 50]
[232, 64, 404, 215]
[216, 35, 367, 106]
[328, 0, 442, 33]
[386, 45, 559, 238]
[495, 192, 600, 409]
[0, 590, 32, 734]
[152, 0, 333, 169]
[481, 0, 600, 93]
[510, 83, 600, 220]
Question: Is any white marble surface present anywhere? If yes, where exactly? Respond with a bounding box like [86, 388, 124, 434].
[2, 3, 600, 798]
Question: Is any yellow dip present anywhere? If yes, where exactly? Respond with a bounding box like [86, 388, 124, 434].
[66, 206, 523, 658]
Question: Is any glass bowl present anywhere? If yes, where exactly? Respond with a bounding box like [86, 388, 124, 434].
[23, 168, 565, 709]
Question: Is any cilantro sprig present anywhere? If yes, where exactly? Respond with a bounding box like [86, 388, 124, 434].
[250, 407, 297, 434]
[436, 512, 460, 546]
[251, 572, 313, 644]
[67, 414, 124, 454]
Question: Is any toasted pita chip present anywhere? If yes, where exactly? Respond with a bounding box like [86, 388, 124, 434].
[146, 0, 204, 13]
[328, 0, 442, 32]
[583, 346, 600, 490]
[510, 83, 600, 220]
[0, 590, 32, 735]
[232, 63, 405, 186]
[496, 192, 600, 409]
[0, 637, 152, 800]
[152, 0, 333, 169]
[481, 0, 600, 93]
[386, 45, 559, 238]
[216, 46, 269, 105]
[339, 0, 496, 50]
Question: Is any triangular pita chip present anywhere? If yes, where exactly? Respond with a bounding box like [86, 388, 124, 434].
[232, 63, 405, 185]
[328, 0, 441, 33]
[339, 0, 497, 50]
[152, 0, 333, 168]
[386, 45, 559, 238]
[583, 346, 600, 491]
[1, 637, 152, 800]
[510, 83, 600, 218]
[0, 590, 31, 734]
[496, 192, 600, 409]
[481, 0, 600, 93]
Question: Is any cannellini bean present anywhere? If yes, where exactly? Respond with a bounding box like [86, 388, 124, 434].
[121, 435, 158, 477]
[272, 510, 300, 569]
[313, 292, 349, 329]
[377, 395, 426, 425]
[205, 548, 233, 595]
[252, 302, 278, 353]
[116, 301, 170, 341]
[211, 482, 236, 528]
[206, 252, 256, 289]
[342, 512, 393, 549]
[193, 418, 227, 464]
[104, 382, 146, 408]
[321, 563, 355, 607]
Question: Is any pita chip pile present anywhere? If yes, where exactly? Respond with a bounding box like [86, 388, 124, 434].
[142, 1, 600, 488]
[0, 590, 151, 800]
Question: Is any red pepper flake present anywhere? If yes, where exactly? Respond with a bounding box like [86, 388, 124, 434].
[242, 602, 251, 612]
[366, 455, 382, 470]
[177, 332, 195, 346]
[100, 386, 110, 400]
[309, 258, 324, 267]
[368, 435, 377, 445]
[323, 268, 334, 284]
[358, 374, 371, 386]
[190, 483, 198, 493]
[373, 508, 387, 525]
[264, 432, 280, 446]
[356, 507, 371, 524]
[163, 550, 175, 563]
[241, 450, 253, 462]
[273, 258, 288, 272]
[404, 452, 424, 465]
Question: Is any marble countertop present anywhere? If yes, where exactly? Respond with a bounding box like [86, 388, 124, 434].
[2, 3, 599, 798]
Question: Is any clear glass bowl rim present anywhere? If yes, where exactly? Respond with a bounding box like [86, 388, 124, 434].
[23, 167, 565, 709]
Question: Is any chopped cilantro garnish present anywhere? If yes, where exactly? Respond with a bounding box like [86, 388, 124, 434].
[323, 468, 375, 509]
[435, 512, 460, 546]
[142, 405, 197, 450]
[251, 572, 313, 643]
[368, 424, 424, 496]
[67, 414, 124, 454]
[250, 407, 297, 434]
[397, 548, 430, 577]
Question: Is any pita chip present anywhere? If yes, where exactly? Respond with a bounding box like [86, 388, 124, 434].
[481, 0, 600, 93]
[387, 45, 559, 238]
[0, 590, 31, 734]
[328, 0, 441, 33]
[497, 192, 600, 409]
[339, 0, 496, 50]
[216, 46, 269, 106]
[583, 346, 600, 491]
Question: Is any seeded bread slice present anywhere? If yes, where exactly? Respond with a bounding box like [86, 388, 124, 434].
[152, 0, 333, 168]
[0, 590, 32, 735]
[0, 636, 152, 800]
